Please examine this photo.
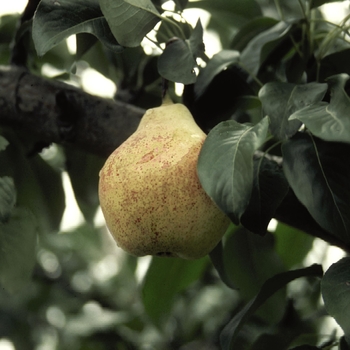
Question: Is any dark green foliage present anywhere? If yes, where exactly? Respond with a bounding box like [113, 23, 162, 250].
[1, 0, 350, 348]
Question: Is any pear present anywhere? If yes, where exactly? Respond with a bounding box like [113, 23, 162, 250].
[98, 97, 230, 259]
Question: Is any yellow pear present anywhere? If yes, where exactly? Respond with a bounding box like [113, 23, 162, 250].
[98, 97, 230, 259]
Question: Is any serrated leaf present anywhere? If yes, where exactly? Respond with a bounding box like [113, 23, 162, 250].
[0, 208, 38, 294]
[197, 117, 269, 224]
[282, 133, 350, 243]
[220, 264, 323, 350]
[100, 0, 160, 47]
[158, 20, 204, 84]
[321, 257, 350, 342]
[289, 74, 350, 143]
[0, 136, 9, 152]
[32, 0, 122, 56]
[240, 156, 289, 235]
[142, 256, 208, 327]
[195, 50, 240, 98]
[0, 177, 16, 223]
[259, 82, 327, 140]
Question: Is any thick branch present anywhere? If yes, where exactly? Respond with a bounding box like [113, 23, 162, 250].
[0, 65, 144, 157]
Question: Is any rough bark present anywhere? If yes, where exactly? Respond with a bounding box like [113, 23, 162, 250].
[0, 65, 144, 157]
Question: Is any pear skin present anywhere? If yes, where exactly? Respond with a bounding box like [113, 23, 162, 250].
[98, 99, 230, 259]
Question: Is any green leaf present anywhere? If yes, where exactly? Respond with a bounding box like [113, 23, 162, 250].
[340, 337, 350, 350]
[158, 20, 204, 84]
[32, 0, 122, 56]
[156, 17, 192, 43]
[259, 82, 327, 140]
[100, 0, 160, 47]
[194, 50, 240, 98]
[142, 256, 208, 327]
[220, 264, 323, 350]
[197, 117, 269, 224]
[289, 74, 350, 143]
[0, 208, 38, 294]
[274, 222, 314, 269]
[65, 147, 105, 223]
[76, 33, 98, 60]
[187, 0, 262, 28]
[239, 21, 295, 76]
[282, 133, 350, 243]
[319, 49, 350, 81]
[230, 17, 278, 51]
[0, 177, 16, 223]
[223, 228, 286, 323]
[0, 132, 65, 233]
[240, 155, 289, 235]
[321, 257, 350, 342]
[0, 136, 9, 152]
[209, 225, 238, 290]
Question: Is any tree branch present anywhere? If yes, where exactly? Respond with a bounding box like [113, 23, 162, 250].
[1, 65, 348, 252]
[0, 65, 144, 157]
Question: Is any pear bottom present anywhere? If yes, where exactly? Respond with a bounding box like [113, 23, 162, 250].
[99, 143, 230, 260]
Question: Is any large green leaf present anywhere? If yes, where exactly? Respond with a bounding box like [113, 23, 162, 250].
[239, 21, 291, 75]
[0, 177, 16, 223]
[223, 228, 286, 323]
[282, 132, 350, 243]
[289, 74, 350, 143]
[32, 0, 122, 56]
[194, 50, 240, 98]
[197, 117, 269, 224]
[158, 20, 204, 84]
[321, 257, 350, 345]
[220, 264, 323, 350]
[100, 0, 160, 47]
[259, 81, 327, 140]
[142, 256, 208, 327]
[0, 208, 38, 294]
[240, 156, 289, 235]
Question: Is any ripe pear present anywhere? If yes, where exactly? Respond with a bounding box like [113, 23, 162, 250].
[98, 97, 230, 259]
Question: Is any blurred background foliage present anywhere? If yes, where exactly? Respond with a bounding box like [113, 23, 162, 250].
[0, 0, 349, 349]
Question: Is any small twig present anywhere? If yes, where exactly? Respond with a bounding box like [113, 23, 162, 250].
[10, 0, 41, 67]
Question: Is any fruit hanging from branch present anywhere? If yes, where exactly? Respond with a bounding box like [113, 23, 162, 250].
[98, 96, 230, 259]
